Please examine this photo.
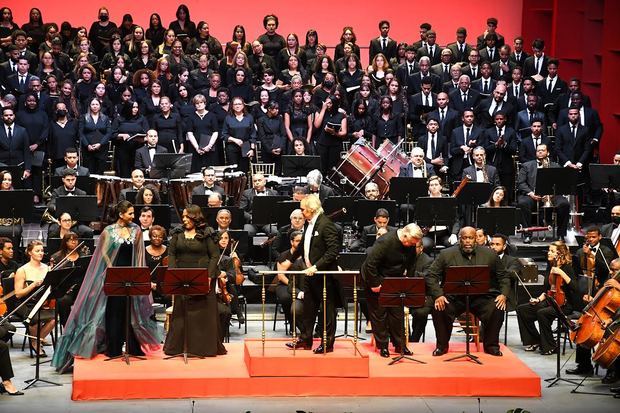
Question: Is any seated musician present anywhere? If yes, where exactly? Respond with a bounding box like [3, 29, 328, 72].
[364, 182, 381, 200]
[489, 233, 521, 316]
[0, 320, 23, 395]
[208, 193, 223, 208]
[134, 129, 168, 177]
[47, 170, 94, 239]
[409, 238, 434, 342]
[601, 205, 620, 254]
[14, 240, 56, 357]
[302, 169, 336, 202]
[190, 166, 226, 203]
[271, 208, 305, 257]
[426, 226, 509, 357]
[50, 232, 90, 327]
[422, 175, 460, 249]
[0, 237, 18, 279]
[399, 147, 435, 178]
[53, 147, 90, 177]
[516, 143, 570, 244]
[135, 184, 161, 205]
[276, 230, 306, 336]
[475, 228, 490, 247]
[350, 208, 396, 252]
[48, 211, 93, 240]
[48, 169, 86, 217]
[483, 185, 508, 207]
[239, 173, 278, 236]
[138, 206, 154, 241]
[600, 152, 620, 209]
[566, 227, 616, 381]
[216, 230, 245, 326]
[213, 209, 232, 233]
[118, 169, 145, 202]
[0, 170, 23, 246]
[461, 146, 500, 186]
[516, 241, 580, 355]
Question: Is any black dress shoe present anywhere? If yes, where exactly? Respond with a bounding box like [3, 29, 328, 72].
[566, 364, 594, 375]
[313, 344, 333, 354]
[379, 348, 390, 358]
[0, 384, 24, 396]
[394, 347, 413, 356]
[602, 369, 618, 384]
[285, 341, 311, 350]
[432, 347, 448, 356]
[485, 348, 503, 357]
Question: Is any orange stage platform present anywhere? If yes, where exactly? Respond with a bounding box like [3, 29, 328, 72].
[72, 339, 541, 400]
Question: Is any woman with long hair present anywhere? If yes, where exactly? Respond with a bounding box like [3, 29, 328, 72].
[187, 21, 223, 60]
[314, 95, 347, 173]
[228, 24, 251, 57]
[372, 95, 403, 147]
[142, 79, 164, 124]
[301, 29, 319, 73]
[52, 201, 160, 372]
[36, 51, 64, 81]
[168, 39, 194, 77]
[79, 97, 112, 174]
[125, 25, 145, 60]
[74, 62, 98, 106]
[156, 28, 176, 58]
[164, 205, 226, 357]
[136, 184, 162, 205]
[112, 100, 149, 177]
[348, 99, 374, 144]
[368, 53, 390, 90]
[278, 54, 305, 89]
[277, 33, 303, 72]
[152, 96, 184, 152]
[154, 57, 173, 94]
[334, 26, 360, 63]
[168, 4, 196, 45]
[21, 7, 45, 50]
[131, 41, 157, 72]
[132, 69, 154, 103]
[0, 171, 23, 245]
[145, 13, 165, 48]
[229, 68, 253, 103]
[222, 97, 256, 172]
[284, 89, 313, 149]
[311, 55, 336, 87]
[225, 50, 252, 87]
[484, 186, 508, 207]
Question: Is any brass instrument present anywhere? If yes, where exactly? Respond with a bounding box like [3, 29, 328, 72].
[540, 157, 554, 208]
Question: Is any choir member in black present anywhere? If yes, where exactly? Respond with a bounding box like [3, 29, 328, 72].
[187, 21, 222, 61]
[258, 14, 286, 60]
[449, 108, 485, 183]
[79, 98, 112, 175]
[284, 89, 313, 149]
[145, 13, 165, 51]
[362, 223, 423, 357]
[285, 195, 340, 353]
[0, 237, 17, 280]
[168, 4, 196, 46]
[484, 111, 518, 202]
[314, 95, 347, 174]
[186, 94, 220, 172]
[15, 92, 47, 202]
[146, 225, 169, 306]
[88, 7, 118, 59]
[164, 205, 226, 357]
[516, 241, 580, 355]
[150, 97, 182, 153]
[426, 226, 509, 356]
[257, 101, 287, 173]
[0, 318, 22, 395]
[256, 69, 281, 104]
[348, 99, 374, 145]
[168, 67, 195, 103]
[131, 41, 157, 73]
[276, 230, 306, 335]
[338, 54, 364, 106]
[174, 84, 195, 119]
[112, 100, 149, 178]
[372, 96, 403, 148]
[221, 97, 256, 173]
[189, 52, 217, 91]
[301, 29, 319, 73]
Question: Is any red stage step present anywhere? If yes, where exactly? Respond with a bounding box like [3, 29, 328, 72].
[72, 340, 541, 400]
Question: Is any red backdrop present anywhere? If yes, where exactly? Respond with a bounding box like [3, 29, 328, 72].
[9, 1, 523, 62]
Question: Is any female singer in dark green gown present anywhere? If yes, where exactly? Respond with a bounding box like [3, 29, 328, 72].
[163, 205, 227, 356]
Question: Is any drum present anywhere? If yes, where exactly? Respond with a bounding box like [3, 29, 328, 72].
[329, 139, 381, 195]
[168, 177, 203, 218]
[375, 140, 409, 196]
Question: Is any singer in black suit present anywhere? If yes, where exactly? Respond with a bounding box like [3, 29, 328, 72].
[428, 94, 460, 140]
[484, 113, 518, 201]
[0, 107, 31, 177]
[285, 195, 340, 353]
[448, 75, 481, 114]
[449, 109, 485, 182]
[519, 120, 552, 163]
[554, 111, 592, 169]
[134, 129, 169, 177]
[368, 21, 398, 64]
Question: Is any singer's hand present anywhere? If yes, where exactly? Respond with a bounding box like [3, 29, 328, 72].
[371, 285, 381, 293]
[495, 294, 507, 310]
[434, 296, 449, 311]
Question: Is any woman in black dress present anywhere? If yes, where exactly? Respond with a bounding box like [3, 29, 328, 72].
[145, 225, 169, 306]
[257, 14, 285, 60]
[284, 89, 313, 149]
[334, 26, 361, 63]
[221, 97, 256, 173]
[79, 97, 112, 174]
[186, 94, 220, 172]
[164, 205, 226, 357]
[145, 13, 165, 49]
[112, 100, 149, 177]
[257, 101, 287, 173]
[372, 96, 403, 147]
[152, 96, 184, 153]
[314, 95, 347, 174]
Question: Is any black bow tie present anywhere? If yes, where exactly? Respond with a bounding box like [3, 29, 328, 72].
[413, 166, 422, 170]
[256, 191, 265, 194]
[476, 167, 484, 171]
[148, 146, 157, 149]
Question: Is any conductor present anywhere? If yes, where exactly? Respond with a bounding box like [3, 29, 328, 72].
[426, 226, 510, 357]
[285, 194, 340, 353]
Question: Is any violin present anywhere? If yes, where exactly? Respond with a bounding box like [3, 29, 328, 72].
[216, 242, 233, 304]
[547, 262, 566, 307]
[230, 240, 244, 286]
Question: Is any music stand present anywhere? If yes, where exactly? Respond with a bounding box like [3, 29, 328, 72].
[56, 195, 99, 222]
[535, 168, 577, 238]
[251, 195, 289, 226]
[337, 253, 367, 340]
[1, 165, 25, 189]
[23, 267, 75, 389]
[454, 182, 493, 225]
[544, 296, 581, 388]
[442, 265, 490, 365]
[379, 277, 427, 365]
[150, 153, 192, 180]
[274, 200, 300, 228]
[0, 189, 33, 241]
[323, 196, 356, 223]
[103, 266, 151, 365]
[132, 204, 171, 230]
[50, 176, 96, 194]
[476, 207, 517, 236]
[388, 177, 427, 219]
[589, 164, 620, 191]
[159, 268, 211, 364]
[354, 200, 397, 228]
[203, 206, 244, 230]
[281, 155, 321, 177]
[414, 197, 457, 248]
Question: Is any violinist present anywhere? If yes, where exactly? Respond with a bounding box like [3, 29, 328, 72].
[0, 237, 18, 280]
[145, 225, 168, 306]
[216, 230, 245, 327]
[421, 175, 460, 249]
[14, 240, 55, 357]
[516, 241, 580, 355]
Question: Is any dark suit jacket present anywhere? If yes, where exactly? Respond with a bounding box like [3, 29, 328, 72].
[291, 213, 340, 271]
[395, 61, 419, 86]
[554, 123, 592, 166]
[519, 134, 552, 163]
[462, 164, 500, 187]
[448, 87, 481, 113]
[573, 245, 615, 291]
[407, 72, 442, 95]
[491, 59, 516, 80]
[536, 77, 568, 105]
[554, 93, 592, 111]
[431, 63, 453, 83]
[442, 80, 460, 94]
[5, 72, 32, 95]
[556, 107, 603, 142]
[517, 159, 560, 196]
[416, 132, 448, 162]
[417, 44, 443, 65]
[0, 123, 31, 171]
[399, 162, 435, 178]
[510, 51, 529, 67]
[515, 109, 546, 138]
[48, 186, 87, 214]
[191, 183, 226, 198]
[239, 188, 278, 222]
[408, 92, 437, 135]
[462, 64, 482, 80]
[369, 37, 398, 64]
[350, 224, 397, 252]
[507, 82, 525, 100]
[483, 126, 518, 174]
[427, 107, 460, 139]
[53, 165, 90, 176]
[302, 184, 335, 202]
[479, 47, 500, 63]
[134, 144, 168, 175]
[474, 98, 515, 129]
[449, 124, 485, 175]
[471, 77, 497, 96]
[445, 42, 473, 64]
[523, 55, 549, 78]
[600, 223, 619, 241]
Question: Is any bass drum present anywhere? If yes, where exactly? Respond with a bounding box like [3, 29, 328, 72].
[375, 140, 409, 196]
[329, 139, 380, 195]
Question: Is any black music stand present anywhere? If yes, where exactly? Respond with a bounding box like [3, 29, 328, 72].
[354, 200, 397, 228]
[132, 204, 171, 229]
[0, 189, 33, 241]
[203, 206, 244, 230]
[56, 195, 99, 222]
[251, 196, 289, 226]
[379, 277, 427, 365]
[50, 176, 96, 194]
[454, 182, 493, 226]
[0, 165, 25, 189]
[535, 168, 577, 238]
[543, 296, 581, 388]
[160, 268, 211, 364]
[274, 200, 300, 228]
[336, 254, 366, 340]
[281, 155, 322, 177]
[103, 267, 151, 365]
[589, 164, 620, 191]
[150, 153, 191, 180]
[323, 196, 357, 223]
[23, 267, 75, 389]
[191, 193, 228, 208]
[442, 265, 490, 365]
[414, 197, 457, 248]
[476, 207, 517, 236]
[388, 177, 428, 224]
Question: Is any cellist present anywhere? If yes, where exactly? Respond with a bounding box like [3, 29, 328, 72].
[516, 241, 580, 355]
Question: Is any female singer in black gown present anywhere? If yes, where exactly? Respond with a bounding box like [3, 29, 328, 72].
[163, 205, 226, 357]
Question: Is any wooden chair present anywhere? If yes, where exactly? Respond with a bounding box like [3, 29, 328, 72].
[452, 312, 481, 351]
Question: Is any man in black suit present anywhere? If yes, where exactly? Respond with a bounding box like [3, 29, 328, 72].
[554, 78, 592, 112]
[448, 75, 481, 114]
[515, 94, 546, 139]
[484, 112, 518, 201]
[431, 49, 454, 84]
[47, 169, 87, 216]
[601, 206, 620, 254]
[17, 76, 49, 112]
[474, 84, 514, 129]
[479, 33, 500, 63]
[0, 107, 31, 180]
[190, 166, 225, 202]
[462, 146, 500, 186]
[442, 64, 463, 93]
[446, 27, 472, 64]
[416, 117, 448, 176]
[516, 78, 537, 111]
[4, 56, 31, 97]
[350, 208, 396, 252]
[510, 37, 529, 67]
[523, 38, 549, 79]
[302, 169, 335, 202]
[395, 45, 418, 86]
[491, 45, 516, 81]
[428, 92, 459, 140]
[476, 17, 505, 50]
[519, 119, 551, 163]
[0, 45, 20, 91]
[239, 172, 278, 236]
[362, 223, 423, 357]
[537, 59, 568, 107]
[411, 22, 431, 51]
[409, 239, 434, 342]
[53, 147, 90, 177]
[407, 56, 441, 96]
[417, 30, 442, 66]
[426, 226, 509, 357]
[408, 76, 437, 136]
[285, 194, 340, 353]
[462, 49, 482, 80]
[271, 208, 306, 256]
[12, 30, 38, 71]
[449, 108, 485, 182]
[516, 143, 570, 243]
[118, 169, 145, 202]
[554, 92, 603, 145]
[554, 107, 592, 171]
[369, 20, 397, 64]
[489, 234, 521, 317]
[471, 62, 496, 97]
[507, 66, 525, 101]
[399, 147, 435, 178]
[134, 129, 168, 177]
